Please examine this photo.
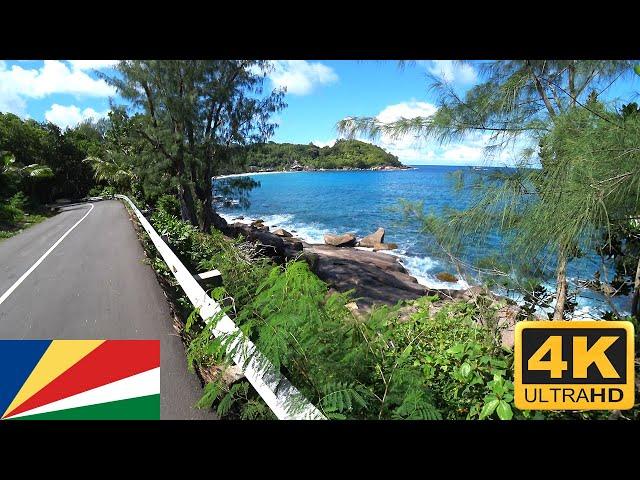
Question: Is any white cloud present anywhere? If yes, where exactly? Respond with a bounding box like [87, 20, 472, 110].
[312, 138, 336, 148]
[268, 60, 338, 95]
[421, 60, 478, 85]
[367, 100, 438, 163]
[376, 101, 437, 123]
[339, 99, 532, 166]
[44, 104, 110, 130]
[67, 60, 119, 71]
[0, 60, 116, 118]
[0, 65, 27, 116]
[0, 60, 115, 99]
[441, 144, 484, 163]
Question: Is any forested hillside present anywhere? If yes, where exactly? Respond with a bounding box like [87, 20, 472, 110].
[232, 139, 404, 171]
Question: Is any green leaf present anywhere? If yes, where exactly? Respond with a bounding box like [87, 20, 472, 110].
[496, 400, 513, 420]
[460, 362, 472, 378]
[635, 64, 640, 76]
[480, 398, 499, 419]
[399, 344, 413, 364]
[328, 412, 347, 420]
[491, 382, 505, 397]
[490, 358, 507, 368]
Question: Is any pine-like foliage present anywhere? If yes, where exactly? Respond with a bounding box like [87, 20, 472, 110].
[338, 60, 638, 319]
[101, 60, 286, 231]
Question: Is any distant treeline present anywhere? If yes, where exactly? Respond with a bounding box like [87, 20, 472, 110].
[230, 139, 403, 172]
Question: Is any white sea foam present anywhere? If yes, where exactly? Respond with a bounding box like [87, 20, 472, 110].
[392, 251, 470, 290]
[219, 211, 331, 244]
[214, 171, 297, 180]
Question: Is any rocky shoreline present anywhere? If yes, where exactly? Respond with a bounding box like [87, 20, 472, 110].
[224, 220, 429, 303]
[219, 216, 520, 347]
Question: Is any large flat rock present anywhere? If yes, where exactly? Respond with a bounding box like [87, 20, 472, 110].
[304, 243, 439, 309]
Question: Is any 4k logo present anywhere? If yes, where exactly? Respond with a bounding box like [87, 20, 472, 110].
[515, 321, 635, 410]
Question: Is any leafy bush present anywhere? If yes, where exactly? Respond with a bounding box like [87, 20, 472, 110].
[406, 298, 519, 419]
[88, 185, 117, 198]
[100, 186, 116, 197]
[156, 194, 180, 217]
[187, 258, 523, 420]
[1, 192, 48, 238]
[0, 203, 23, 223]
[88, 186, 102, 197]
[9, 191, 29, 211]
[1, 192, 30, 224]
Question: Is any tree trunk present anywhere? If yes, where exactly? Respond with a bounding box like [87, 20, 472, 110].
[201, 186, 212, 232]
[175, 153, 198, 226]
[631, 257, 640, 319]
[177, 184, 191, 222]
[177, 183, 197, 226]
[553, 251, 569, 320]
[202, 177, 227, 233]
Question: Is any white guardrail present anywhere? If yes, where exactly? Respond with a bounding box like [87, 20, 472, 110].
[116, 195, 326, 420]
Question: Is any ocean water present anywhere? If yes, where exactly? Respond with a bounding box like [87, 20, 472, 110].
[215, 165, 631, 316]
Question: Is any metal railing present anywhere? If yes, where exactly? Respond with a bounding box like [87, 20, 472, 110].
[116, 195, 325, 420]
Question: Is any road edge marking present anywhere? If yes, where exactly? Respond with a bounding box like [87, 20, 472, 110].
[0, 203, 95, 307]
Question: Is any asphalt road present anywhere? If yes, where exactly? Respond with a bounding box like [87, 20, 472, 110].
[0, 200, 216, 420]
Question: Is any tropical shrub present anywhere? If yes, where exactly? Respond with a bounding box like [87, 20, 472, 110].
[186, 259, 524, 420]
[155, 194, 180, 218]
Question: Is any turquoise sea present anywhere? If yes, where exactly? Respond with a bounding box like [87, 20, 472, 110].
[216, 165, 630, 316]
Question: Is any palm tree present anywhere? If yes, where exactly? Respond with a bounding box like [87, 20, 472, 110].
[83, 154, 135, 193]
[1, 151, 53, 198]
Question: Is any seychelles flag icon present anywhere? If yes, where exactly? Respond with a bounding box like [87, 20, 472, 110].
[0, 340, 160, 420]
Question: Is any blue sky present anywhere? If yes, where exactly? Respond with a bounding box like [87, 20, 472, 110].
[1, 60, 639, 166]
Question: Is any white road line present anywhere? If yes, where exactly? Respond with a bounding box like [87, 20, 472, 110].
[0, 203, 95, 307]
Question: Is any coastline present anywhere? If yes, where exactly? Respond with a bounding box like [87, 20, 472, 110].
[214, 167, 630, 319]
[213, 164, 415, 180]
[218, 210, 619, 319]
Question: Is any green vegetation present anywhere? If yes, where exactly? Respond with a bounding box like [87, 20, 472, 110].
[141, 199, 520, 419]
[97, 61, 285, 232]
[231, 139, 403, 171]
[1, 151, 51, 238]
[0, 112, 101, 202]
[0, 191, 49, 240]
[1, 112, 105, 237]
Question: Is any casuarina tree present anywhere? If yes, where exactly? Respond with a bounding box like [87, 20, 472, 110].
[339, 60, 634, 319]
[102, 60, 285, 231]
